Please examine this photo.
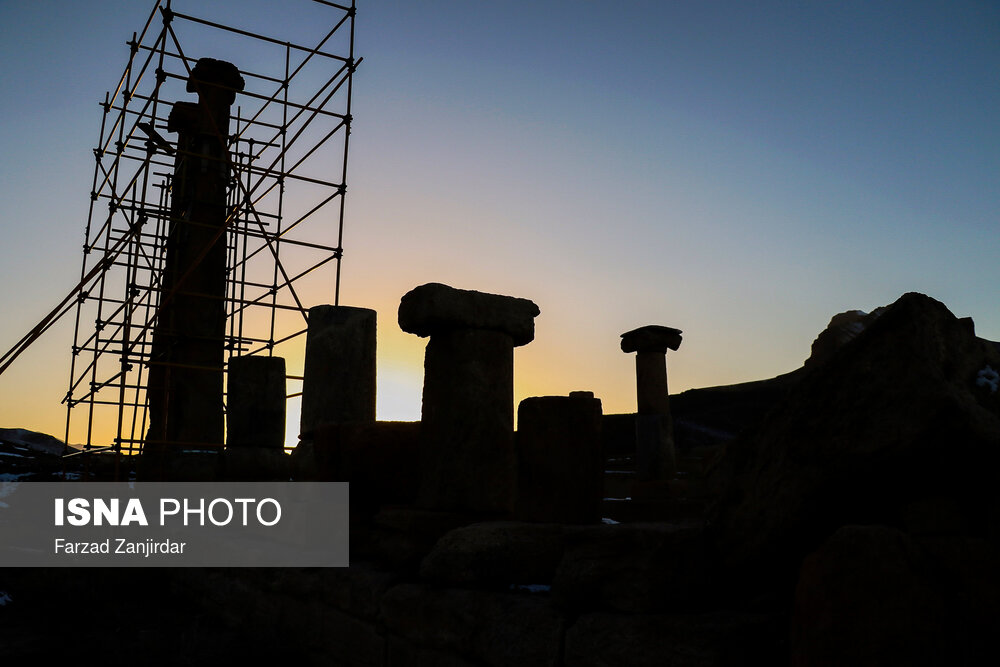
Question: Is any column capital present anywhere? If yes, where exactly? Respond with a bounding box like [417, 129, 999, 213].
[398, 282, 540, 347]
[187, 58, 245, 106]
[620, 325, 682, 354]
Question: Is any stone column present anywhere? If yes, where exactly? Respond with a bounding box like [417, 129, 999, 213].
[399, 282, 540, 513]
[516, 391, 603, 523]
[146, 58, 245, 452]
[225, 355, 288, 480]
[621, 325, 682, 480]
[300, 305, 377, 439]
[227, 355, 286, 448]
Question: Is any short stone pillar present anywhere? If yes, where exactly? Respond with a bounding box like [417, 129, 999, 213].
[621, 325, 682, 480]
[225, 355, 288, 480]
[516, 392, 603, 523]
[300, 305, 376, 439]
[399, 283, 540, 513]
[227, 355, 286, 448]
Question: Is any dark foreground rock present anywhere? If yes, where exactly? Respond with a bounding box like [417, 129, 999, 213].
[711, 292, 1000, 582]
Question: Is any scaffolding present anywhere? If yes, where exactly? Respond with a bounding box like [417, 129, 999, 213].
[39, 0, 358, 458]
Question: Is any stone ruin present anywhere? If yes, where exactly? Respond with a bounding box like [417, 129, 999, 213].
[135, 58, 687, 517]
[27, 55, 995, 667]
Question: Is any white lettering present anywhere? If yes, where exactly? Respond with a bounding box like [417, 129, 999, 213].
[257, 498, 281, 526]
[208, 498, 233, 526]
[67, 498, 90, 526]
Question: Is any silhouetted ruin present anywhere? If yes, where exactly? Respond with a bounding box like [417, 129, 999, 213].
[2, 2, 999, 665]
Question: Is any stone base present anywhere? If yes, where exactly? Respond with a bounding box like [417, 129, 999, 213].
[516, 394, 604, 523]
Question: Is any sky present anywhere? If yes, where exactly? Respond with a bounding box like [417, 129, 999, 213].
[0, 0, 997, 447]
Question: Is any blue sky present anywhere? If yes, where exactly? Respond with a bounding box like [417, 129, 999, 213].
[1, 1, 997, 442]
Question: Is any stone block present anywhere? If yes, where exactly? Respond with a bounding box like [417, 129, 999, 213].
[226, 355, 286, 448]
[300, 305, 376, 438]
[515, 394, 604, 523]
[398, 282, 540, 346]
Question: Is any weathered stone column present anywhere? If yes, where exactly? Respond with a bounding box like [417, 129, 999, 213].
[146, 58, 245, 452]
[516, 391, 603, 523]
[399, 283, 540, 513]
[227, 355, 286, 448]
[224, 355, 288, 480]
[621, 325, 682, 480]
[300, 305, 377, 439]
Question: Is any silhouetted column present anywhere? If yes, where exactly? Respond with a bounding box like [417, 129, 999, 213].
[621, 325, 682, 480]
[145, 58, 244, 452]
[399, 282, 540, 513]
[516, 391, 603, 523]
[300, 305, 377, 439]
[227, 355, 286, 448]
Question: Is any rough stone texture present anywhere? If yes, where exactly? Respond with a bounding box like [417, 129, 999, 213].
[710, 292, 1000, 578]
[791, 525, 952, 667]
[398, 282, 540, 347]
[226, 355, 286, 448]
[565, 611, 782, 667]
[300, 305, 376, 438]
[552, 522, 714, 614]
[419, 522, 568, 586]
[418, 328, 516, 513]
[804, 308, 884, 368]
[620, 325, 683, 354]
[515, 394, 604, 523]
[381, 584, 565, 667]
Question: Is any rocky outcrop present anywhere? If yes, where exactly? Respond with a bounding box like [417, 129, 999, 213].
[804, 308, 884, 368]
[711, 292, 1000, 581]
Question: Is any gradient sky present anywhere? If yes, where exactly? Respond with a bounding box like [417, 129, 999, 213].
[1, 1, 997, 446]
